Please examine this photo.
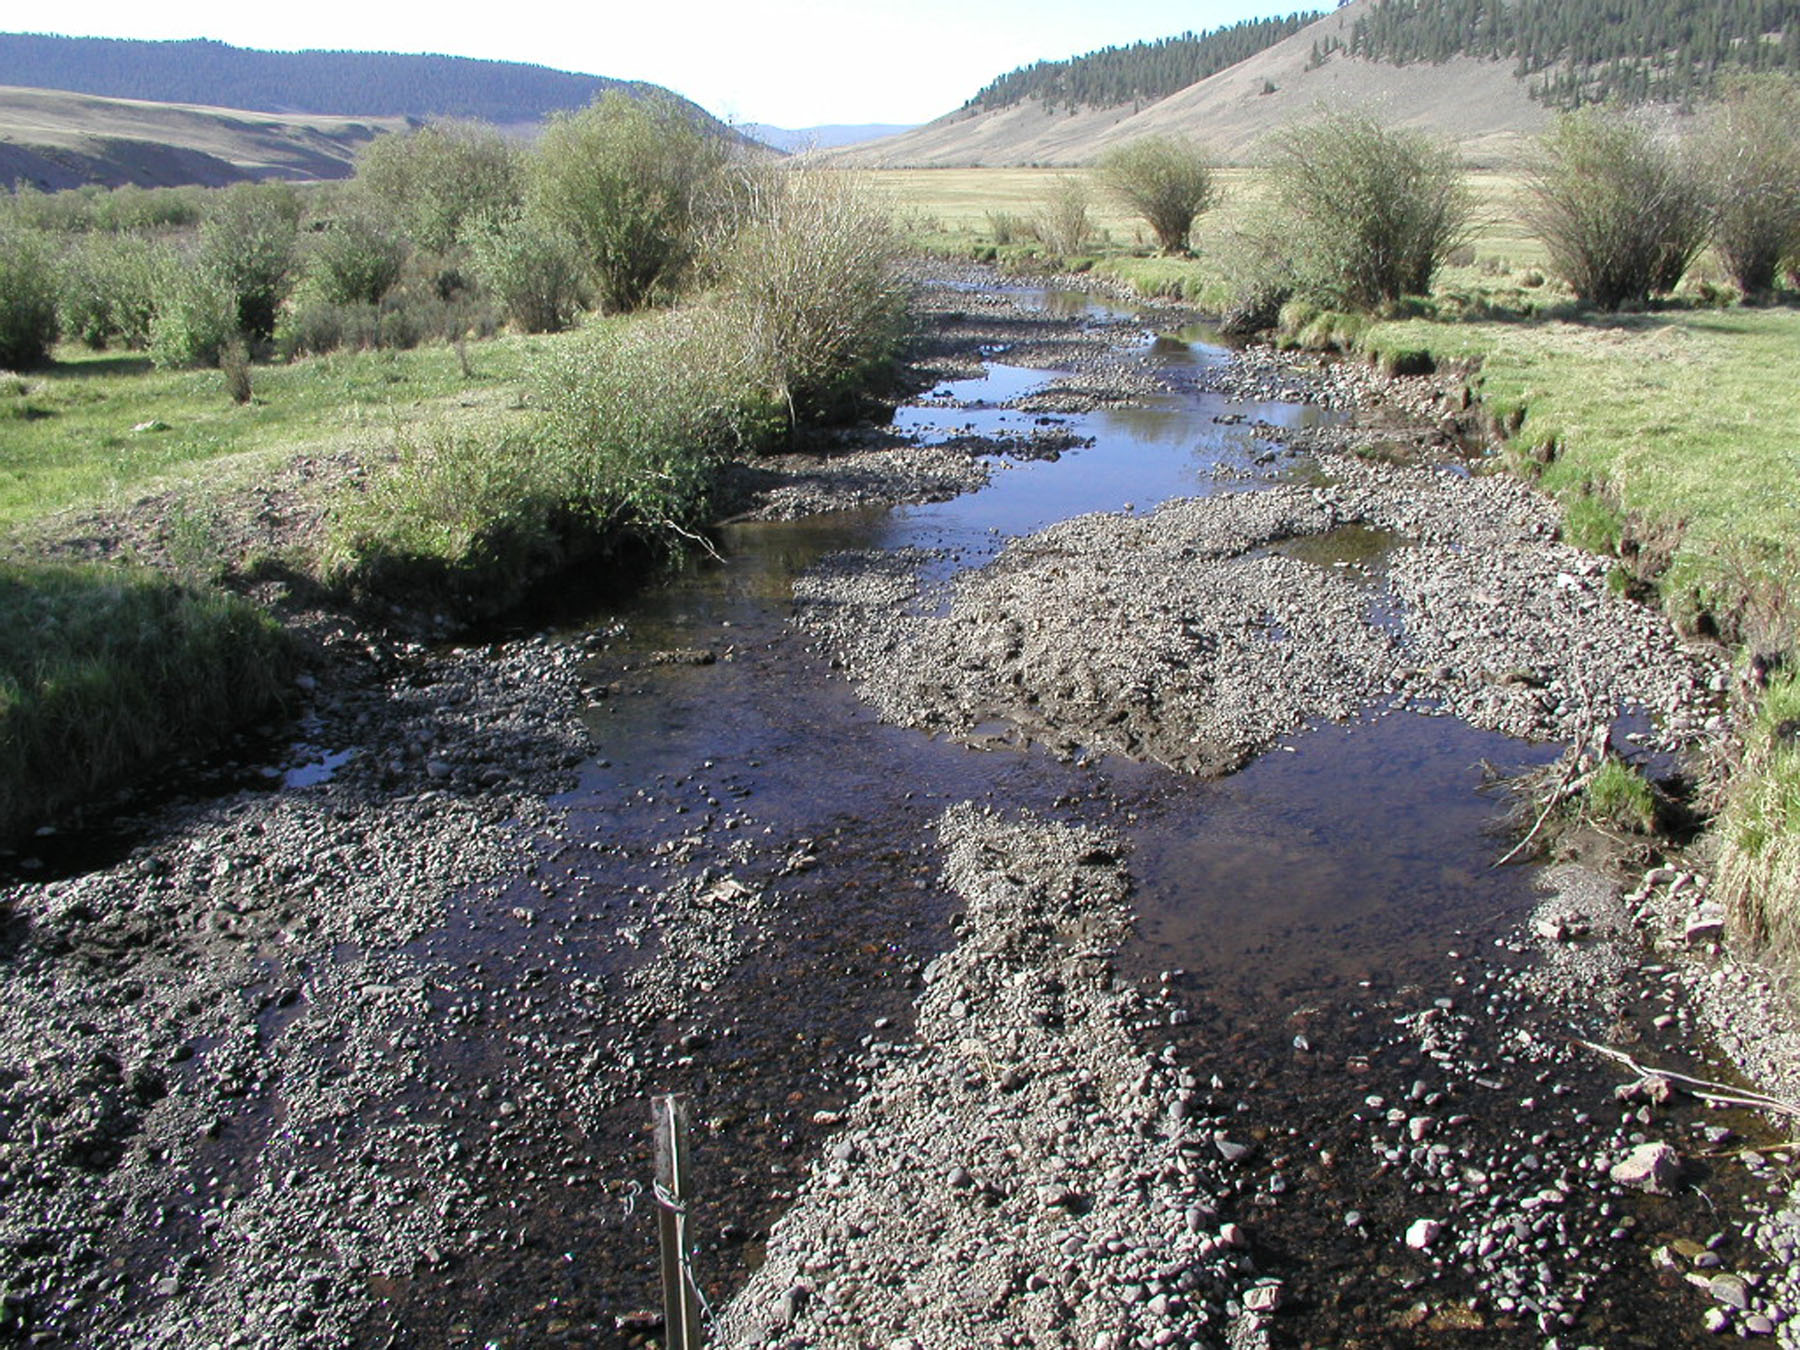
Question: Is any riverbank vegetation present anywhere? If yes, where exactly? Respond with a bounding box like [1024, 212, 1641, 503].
[0, 96, 909, 843]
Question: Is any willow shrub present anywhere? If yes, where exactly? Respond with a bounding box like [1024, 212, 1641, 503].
[0, 223, 61, 368]
[1262, 111, 1471, 310]
[1096, 135, 1217, 254]
[715, 168, 911, 427]
[1525, 109, 1710, 310]
[529, 92, 734, 312]
[1698, 75, 1800, 299]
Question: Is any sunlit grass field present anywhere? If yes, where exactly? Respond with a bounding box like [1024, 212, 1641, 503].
[0, 336, 541, 537]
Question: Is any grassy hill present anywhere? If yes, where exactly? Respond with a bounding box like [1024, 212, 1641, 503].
[0, 33, 736, 190]
[0, 85, 402, 188]
[0, 33, 671, 124]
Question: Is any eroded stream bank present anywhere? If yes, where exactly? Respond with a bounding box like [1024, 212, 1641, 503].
[1, 263, 1796, 1349]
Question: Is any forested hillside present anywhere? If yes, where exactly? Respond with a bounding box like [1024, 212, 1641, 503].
[0, 33, 672, 123]
[967, 13, 1322, 112]
[1338, 0, 1800, 105]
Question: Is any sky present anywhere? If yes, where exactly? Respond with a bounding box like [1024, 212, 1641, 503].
[31, 0, 1302, 128]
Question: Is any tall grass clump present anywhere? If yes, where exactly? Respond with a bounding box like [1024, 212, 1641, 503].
[0, 223, 62, 368]
[716, 169, 912, 426]
[1525, 109, 1710, 310]
[0, 561, 292, 843]
[1697, 75, 1800, 300]
[1261, 110, 1471, 310]
[1033, 176, 1097, 257]
[534, 304, 769, 521]
[1717, 671, 1800, 965]
[1096, 135, 1217, 254]
[529, 92, 734, 312]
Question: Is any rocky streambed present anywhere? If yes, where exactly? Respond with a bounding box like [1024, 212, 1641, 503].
[1, 263, 1796, 1349]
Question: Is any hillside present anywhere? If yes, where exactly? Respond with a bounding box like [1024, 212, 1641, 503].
[837, 0, 1795, 168]
[0, 33, 673, 125]
[835, 1, 1546, 168]
[0, 85, 402, 189]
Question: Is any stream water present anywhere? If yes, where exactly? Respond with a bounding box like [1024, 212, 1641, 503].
[387, 289, 1689, 1345]
[54, 285, 1756, 1347]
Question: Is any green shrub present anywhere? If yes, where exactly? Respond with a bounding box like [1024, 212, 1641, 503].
[89, 184, 204, 233]
[199, 183, 301, 341]
[1261, 110, 1471, 310]
[149, 265, 240, 369]
[0, 223, 62, 368]
[274, 298, 383, 358]
[467, 211, 587, 334]
[533, 304, 766, 521]
[715, 169, 911, 427]
[528, 92, 734, 312]
[1697, 75, 1800, 299]
[0, 560, 292, 843]
[355, 120, 524, 256]
[1096, 135, 1217, 254]
[1525, 109, 1710, 310]
[307, 210, 408, 306]
[1033, 176, 1096, 257]
[58, 231, 174, 349]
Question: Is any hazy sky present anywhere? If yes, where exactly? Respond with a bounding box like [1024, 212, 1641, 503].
[35, 1, 1298, 127]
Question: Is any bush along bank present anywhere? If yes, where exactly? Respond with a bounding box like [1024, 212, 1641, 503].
[323, 172, 911, 625]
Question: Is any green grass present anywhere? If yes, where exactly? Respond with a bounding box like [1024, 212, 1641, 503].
[0, 336, 542, 534]
[0, 559, 293, 843]
[1718, 672, 1800, 961]
[1362, 307, 1800, 628]
[1582, 756, 1659, 833]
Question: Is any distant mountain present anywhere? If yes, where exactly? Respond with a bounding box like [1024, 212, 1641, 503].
[0, 33, 712, 128]
[743, 123, 915, 153]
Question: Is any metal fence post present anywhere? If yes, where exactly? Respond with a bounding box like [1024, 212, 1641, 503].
[653, 1093, 703, 1350]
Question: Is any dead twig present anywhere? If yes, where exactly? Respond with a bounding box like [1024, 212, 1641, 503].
[1574, 1038, 1800, 1118]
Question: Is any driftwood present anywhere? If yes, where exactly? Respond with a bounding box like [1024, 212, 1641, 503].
[1575, 1038, 1800, 1119]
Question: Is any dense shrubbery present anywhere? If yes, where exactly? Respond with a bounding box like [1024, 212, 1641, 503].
[1525, 109, 1710, 310]
[1698, 75, 1800, 299]
[529, 92, 734, 312]
[1096, 135, 1217, 254]
[0, 222, 62, 367]
[1260, 111, 1471, 309]
[354, 119, 522, 255]
[306, 210, 408, 306]
[58, 232, 171, 349]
